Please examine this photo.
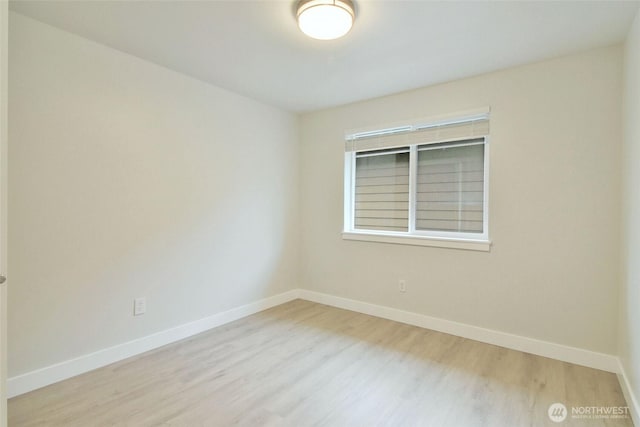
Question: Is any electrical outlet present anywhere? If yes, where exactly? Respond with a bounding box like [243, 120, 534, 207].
[399, 280, 407, 293]
[134, 297, 146, 316]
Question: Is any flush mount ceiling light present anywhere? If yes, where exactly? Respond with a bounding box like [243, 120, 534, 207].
[296, 0, 355, 40]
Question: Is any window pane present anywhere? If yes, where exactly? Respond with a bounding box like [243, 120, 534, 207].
[355, 150, 409, 232]
[416, 143, 484, 233]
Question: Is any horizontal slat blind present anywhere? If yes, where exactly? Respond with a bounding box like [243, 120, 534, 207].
[416, 141, 484, 233]
[354, 149, 409, 232]
[346, 117, 489, 153]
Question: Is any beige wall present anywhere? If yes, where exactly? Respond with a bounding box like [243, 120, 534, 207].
[8, 13, 299, 377]
[300, 46, 623, 354]
[1, 0, 8, 422]
[621, 8, 640, 413]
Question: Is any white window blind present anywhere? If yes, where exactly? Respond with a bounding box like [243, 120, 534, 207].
[346, 114, 489, 153]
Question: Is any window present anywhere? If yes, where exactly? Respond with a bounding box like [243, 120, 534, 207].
[343, 110, 490, 251]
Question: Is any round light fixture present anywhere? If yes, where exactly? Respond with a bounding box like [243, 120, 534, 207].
[296, 0, 355, 41]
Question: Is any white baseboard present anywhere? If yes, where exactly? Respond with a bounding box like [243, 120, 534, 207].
[7, 289, 300, 398]
[618, 359, 640, 426]
[297, 290, 619, 373]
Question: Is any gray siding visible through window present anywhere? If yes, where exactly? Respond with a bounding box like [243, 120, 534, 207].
[354, 149, 409, 232]
[416, 142, 484, 233]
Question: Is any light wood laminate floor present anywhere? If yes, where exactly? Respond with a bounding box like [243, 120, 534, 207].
[9, 299, 632, 426]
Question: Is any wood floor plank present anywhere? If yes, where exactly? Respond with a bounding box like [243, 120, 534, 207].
[8, 300, 633, 426]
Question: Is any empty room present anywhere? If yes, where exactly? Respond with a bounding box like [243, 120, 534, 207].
[0, 0, 639, 425]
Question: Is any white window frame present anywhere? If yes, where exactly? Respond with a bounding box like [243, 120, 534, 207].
[342, 112, 491, 252]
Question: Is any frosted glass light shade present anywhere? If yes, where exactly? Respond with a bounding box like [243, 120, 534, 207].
[297, 0, 355, 40]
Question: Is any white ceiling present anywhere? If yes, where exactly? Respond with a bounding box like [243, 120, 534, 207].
[8, 0, 640, 112]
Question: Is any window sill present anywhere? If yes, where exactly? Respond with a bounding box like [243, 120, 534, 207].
[341, 231, 491, 252]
